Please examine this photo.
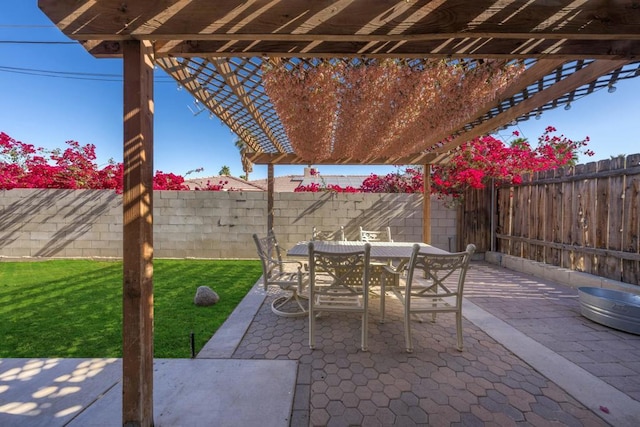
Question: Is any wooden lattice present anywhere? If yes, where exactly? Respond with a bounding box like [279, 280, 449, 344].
[156, 56, 640, 165]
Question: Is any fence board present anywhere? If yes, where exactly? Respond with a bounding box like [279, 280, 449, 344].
[585, 162, 599, 274]
[548, 168, 563, 266]
[623, 154, 640, 284]
[571, 164, 586, 271]
[509, 186, 516, 257]
[513, 181, 526, 258]
[496, 187, 513, 255]
[526, 175, 536, 259]
[604, 157, 626, 280]
[561, 167, 575, 269]
[523, 175, 533, 260]
[588, 163, 599, 273]
[594, 159, 610, 277]
[533, 174, 546, 262]
[458, 187, 492, 253]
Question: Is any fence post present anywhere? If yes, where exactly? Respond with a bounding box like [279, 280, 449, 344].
[491, 178, 496, 252]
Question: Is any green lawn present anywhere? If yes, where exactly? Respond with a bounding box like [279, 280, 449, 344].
[0, 259, 262, 358]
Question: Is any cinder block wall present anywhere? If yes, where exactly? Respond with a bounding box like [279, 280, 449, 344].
[0, 189, 457, 259]
[273, 192, 458, 252]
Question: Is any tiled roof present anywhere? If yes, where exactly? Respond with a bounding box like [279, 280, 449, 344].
[188, 170, 369, 193]
[185, 176, 264, 192]
[250, 175, 301, 192]
[250, 167, 370, 192]
[298, 175, 368, 189]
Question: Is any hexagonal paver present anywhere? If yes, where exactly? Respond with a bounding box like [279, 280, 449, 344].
[227, 265, 624, 427]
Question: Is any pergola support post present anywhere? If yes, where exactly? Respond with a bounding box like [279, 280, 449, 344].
[267, 163, 274, 232]
[423, 164, 431, 244]
[122, 40, 155, 427]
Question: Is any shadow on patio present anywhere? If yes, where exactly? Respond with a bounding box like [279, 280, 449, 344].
[201, 261, 640, 427]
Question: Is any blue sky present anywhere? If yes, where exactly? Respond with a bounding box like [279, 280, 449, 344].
[1, 3, 638, 181]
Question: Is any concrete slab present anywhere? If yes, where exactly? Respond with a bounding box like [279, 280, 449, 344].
[1, 358, 297, 427]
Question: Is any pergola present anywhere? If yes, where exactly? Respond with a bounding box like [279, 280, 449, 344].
[37, 1, 640, 425]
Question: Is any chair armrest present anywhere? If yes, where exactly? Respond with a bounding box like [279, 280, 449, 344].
[279, 259, 305, 270]
[264, 256, 304, 269]
[381, 260, 408, 288]
[382, 265, 401, 275]
[382, 259, 407, 275]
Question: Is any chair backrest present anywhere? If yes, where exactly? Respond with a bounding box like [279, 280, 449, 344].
[308, 241, 371, 296]
[253, 231, 285, 290]
[312, 226, 346, 242]
[359, 226, 392, 242]
[405, 243, 476, 306]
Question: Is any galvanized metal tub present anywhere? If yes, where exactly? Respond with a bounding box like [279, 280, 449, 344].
[578, 287, 640, 335]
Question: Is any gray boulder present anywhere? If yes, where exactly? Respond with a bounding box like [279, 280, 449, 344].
[194, 286, 220, 306]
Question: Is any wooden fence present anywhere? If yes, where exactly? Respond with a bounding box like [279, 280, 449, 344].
[458, 153, 640, 285]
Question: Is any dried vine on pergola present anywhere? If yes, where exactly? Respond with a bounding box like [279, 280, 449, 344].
[262, 58, 526, 163]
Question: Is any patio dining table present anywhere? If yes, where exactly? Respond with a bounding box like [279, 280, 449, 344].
[287, 240, 451, 314]
[286, 240, 450, 260]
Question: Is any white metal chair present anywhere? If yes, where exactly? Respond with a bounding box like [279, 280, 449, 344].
[378, 258, 410, 317]
[253, 231, 309, 317]
[308, 241, 372, 351]
[359, 226, 394, 290]
[381, 243, 476, 352]
[311, 225, 346, 242]
[359, 226, 392, 242]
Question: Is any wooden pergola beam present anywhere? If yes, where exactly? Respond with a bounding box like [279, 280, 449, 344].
[122, 39, 155, 427]
[443, 59, 633, 150]
[91, 44, 640, 60]
[75, 32, 640, 42]
[267, 164, 274, 233]
[82, 33, 640, 58]
[247, 152, 442, 166]
[423, 164, 431, 245]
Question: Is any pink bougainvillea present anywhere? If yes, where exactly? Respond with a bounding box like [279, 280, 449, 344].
[295, 127, 591, 198]
[0, 132, 224, 192]
[1, 125, 590, 198]
[430, 127, 591, 198]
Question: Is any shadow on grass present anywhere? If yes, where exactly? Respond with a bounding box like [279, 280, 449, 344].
[0, 259, 262, 358]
